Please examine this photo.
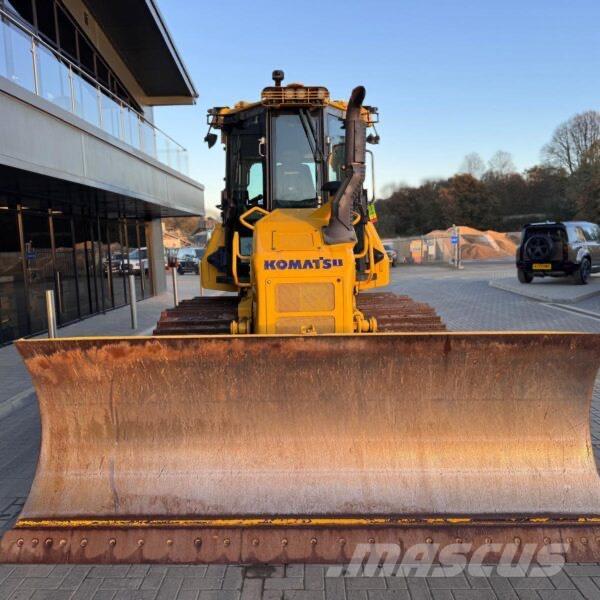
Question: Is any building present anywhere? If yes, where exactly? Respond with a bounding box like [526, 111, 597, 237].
[0, 0, 204, 344]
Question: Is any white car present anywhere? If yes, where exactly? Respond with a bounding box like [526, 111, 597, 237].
[124, 247, 149, 274]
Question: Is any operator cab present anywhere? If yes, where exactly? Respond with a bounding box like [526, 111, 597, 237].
[204, 71, 379, 284]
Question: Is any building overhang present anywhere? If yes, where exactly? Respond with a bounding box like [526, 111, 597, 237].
[0, 164, 200, 218]
[81, 0, 198, 104]
[0, 76, 204, 218]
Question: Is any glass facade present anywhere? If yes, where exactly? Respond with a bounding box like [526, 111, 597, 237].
[0, 1, 190, 174]
[0, 199, 153, 345]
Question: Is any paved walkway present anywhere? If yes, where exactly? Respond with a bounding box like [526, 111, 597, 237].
[2, 264, 600, 599]
[490, 274, 600, 304]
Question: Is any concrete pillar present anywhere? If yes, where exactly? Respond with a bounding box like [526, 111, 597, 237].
[146, 218, 167, 294]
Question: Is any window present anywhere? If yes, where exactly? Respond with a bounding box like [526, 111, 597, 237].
[4, 0, 34, 25]
[272, 113, 318, 208]
[56, 5, 76, 58]
[129, 248, 148, 260]
[0, 208, 28, 343]
[327, 113, 346, 183]
[21, 211, 53, 334]
[227, 117, 265, 209]
[95, 57, 109, 88]
[34, 0, 56, 43]
[247, 162, 263, 202]
[585, 224, 600, 242]
[573, 226, 587, 242]
[77, 31, 94, 74]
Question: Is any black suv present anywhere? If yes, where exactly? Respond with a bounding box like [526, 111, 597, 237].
[516, 221, 600, 285]
[176, 247, 204, 275]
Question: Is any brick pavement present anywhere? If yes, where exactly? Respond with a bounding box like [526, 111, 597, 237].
[1, 563, 600, 599]
[2, 264, 600, 599]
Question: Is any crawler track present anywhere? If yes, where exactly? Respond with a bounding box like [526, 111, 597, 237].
[357, 292, 446, 332]
[154, 296, 238, 335]
[154, 292, 445, 334]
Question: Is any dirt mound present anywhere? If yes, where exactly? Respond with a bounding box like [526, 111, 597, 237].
[424, 226, 517, 260]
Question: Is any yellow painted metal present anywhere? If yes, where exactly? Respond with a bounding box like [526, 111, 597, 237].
[200, 224, 237, 293]
[210, 87, 375, 125]
[231, 232, 251, 289]
[251, 207, 368, 333]
[238, 206, 270, 231]
[356, 221, 390, 291]
[15, 516, 600, 530]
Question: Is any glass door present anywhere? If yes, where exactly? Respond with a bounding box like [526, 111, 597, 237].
[73, 216, 94, 317]
[21, 210, 54, 334]
[51, 215, 80, 324]
[107, 220, 126, 307]
[0, 207, 28, 343]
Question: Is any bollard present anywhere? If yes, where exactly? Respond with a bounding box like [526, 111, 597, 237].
[128, 274, 138, 330]
[45, 289, 57, 338]
[172, 267, 179, 307]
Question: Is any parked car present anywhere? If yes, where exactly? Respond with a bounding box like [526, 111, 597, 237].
[383, 243, 398, 267]
[516, 221, 600, 285]
[103, 252, 123, 276]
[123, 247, 149, 275]
[176, 247, 204, 275]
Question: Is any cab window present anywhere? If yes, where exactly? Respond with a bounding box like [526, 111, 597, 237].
[327, 113, 345, 183]
[272, 113, 319, 208]
[227, 115, 265, 209]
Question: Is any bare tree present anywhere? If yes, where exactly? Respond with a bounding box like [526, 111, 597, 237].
[459, 153, 485, 178]
[543, 111, 600, 174]
[487, 151, 516, 176]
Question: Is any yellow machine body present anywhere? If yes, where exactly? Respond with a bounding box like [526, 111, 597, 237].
[203, 204, 390, 334]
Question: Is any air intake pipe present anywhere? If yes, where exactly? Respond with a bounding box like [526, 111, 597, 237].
[323, 85, 366, 245]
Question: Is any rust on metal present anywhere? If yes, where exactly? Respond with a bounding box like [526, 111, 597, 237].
[3, 524, 600, 564]
[1, 332, 600, 563]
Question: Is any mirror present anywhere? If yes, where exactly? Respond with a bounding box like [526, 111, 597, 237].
[322, 180, 342, 194]
[204, 133, 218, 148]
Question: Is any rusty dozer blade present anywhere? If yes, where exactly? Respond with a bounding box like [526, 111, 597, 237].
[2, 332, 600, 564]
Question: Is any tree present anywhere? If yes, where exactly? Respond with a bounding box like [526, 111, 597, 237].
[376, 181, 446, 237]
[487, 151, 516, 176]
[542, 111, 600, 174]
[438, 174, 498, 229]
[567, 164, 600, 222]
[524, 166, 572, 221]
[459, 153, 485, 178]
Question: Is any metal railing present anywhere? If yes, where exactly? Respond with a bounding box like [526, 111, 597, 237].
[0, 7, 189, 175]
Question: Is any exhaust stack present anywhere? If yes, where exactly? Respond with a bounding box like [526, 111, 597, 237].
[323, 86, 366, 245]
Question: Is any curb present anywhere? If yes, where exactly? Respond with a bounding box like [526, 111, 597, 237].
[0, 388, 35, 422]
[489, 279, 600, 304]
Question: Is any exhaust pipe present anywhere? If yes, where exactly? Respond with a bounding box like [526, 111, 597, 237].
[323, 86, 366, 245]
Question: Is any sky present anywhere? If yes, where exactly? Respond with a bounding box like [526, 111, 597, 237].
[154, 0, 600, 214]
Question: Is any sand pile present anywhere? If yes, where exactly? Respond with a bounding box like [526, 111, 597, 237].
[424, 227, 517, 261]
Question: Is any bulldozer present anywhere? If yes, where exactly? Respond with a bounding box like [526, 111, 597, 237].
[2, 72, 600, 565]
